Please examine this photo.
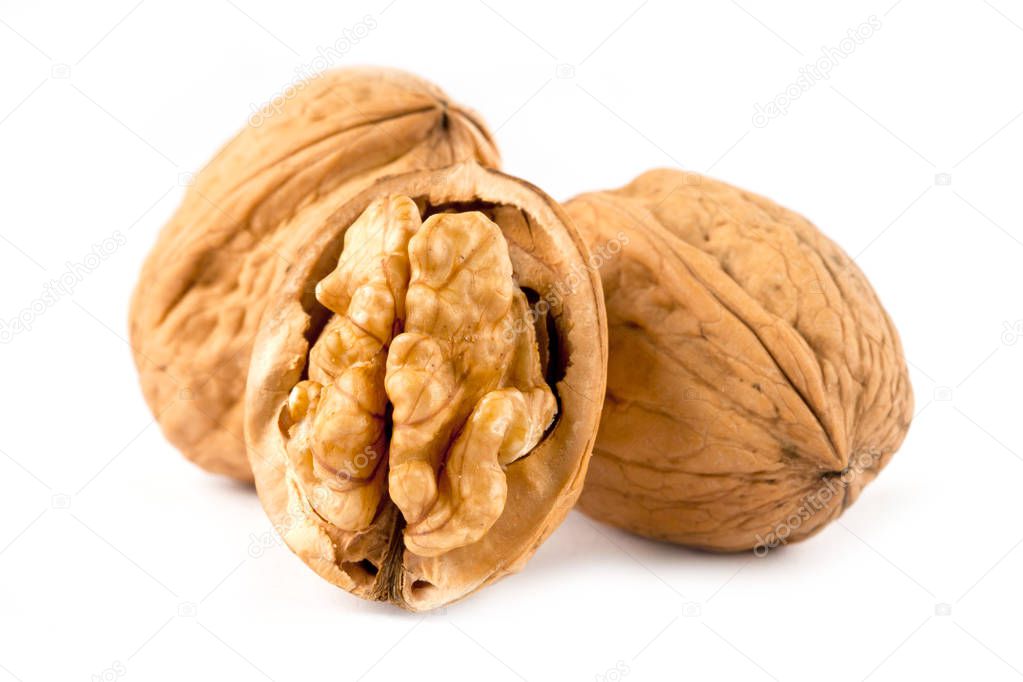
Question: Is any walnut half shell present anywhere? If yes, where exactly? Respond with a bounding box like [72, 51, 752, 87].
[245, 162, 606, 609]
[565, 169, 913, 552]
[129, 68, 499, 481]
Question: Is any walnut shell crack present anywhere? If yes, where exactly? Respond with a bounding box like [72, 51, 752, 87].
[565, 169, 913, 552]
[245, 162, 606, 609]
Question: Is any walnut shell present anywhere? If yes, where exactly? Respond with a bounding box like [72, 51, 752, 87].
[245, 162, 606, 610]
[129, 68, 499, 481]
[565, 169, 913, 552]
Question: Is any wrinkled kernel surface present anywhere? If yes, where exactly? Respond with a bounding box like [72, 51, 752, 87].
[285, 196, 555, 556]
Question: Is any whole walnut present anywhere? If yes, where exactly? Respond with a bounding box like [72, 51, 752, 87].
[245, 162, 606, 609]
[129, 68, 499, 480]
[565, 169, 913, 552]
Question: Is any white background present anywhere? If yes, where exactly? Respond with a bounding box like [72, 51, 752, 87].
[1, 1, 1021, 680]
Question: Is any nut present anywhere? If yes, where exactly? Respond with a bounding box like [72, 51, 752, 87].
[565, 169, 913, 552]
[129, 68, 500, 481]
[246, 162, 606, 609]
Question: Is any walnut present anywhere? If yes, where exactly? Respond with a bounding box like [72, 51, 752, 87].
[246, 162, 606, 609]
[564, 169, 913, 552]
[129, 68, 499, 481]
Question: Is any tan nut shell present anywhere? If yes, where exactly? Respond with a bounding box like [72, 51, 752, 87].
[245, 162, 606, 610]
[565, 169, 913, 552]
[129, 68, 499, 480]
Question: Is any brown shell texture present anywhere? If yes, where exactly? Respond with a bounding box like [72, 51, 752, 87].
[245, 162, 607, 610]
[129, 67, 499, 481]
[565, 169, 913, 553]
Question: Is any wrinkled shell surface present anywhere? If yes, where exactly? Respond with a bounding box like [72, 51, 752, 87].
[565, 169, 913, 552]
[246, 162, 606, 609]
[130, 68, 499, 480]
